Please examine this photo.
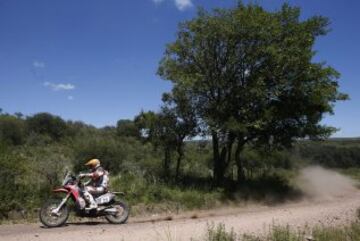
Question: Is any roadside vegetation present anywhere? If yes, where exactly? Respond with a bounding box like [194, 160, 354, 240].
[0, 2, 352, 222]
[1, 110, 359, 221]
[195, 222, 360, 241]
[0, 111, 298, 220]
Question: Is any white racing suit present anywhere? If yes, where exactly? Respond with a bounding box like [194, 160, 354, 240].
[82, 166, 109, 209]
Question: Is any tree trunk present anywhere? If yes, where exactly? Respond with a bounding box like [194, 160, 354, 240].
[212, 130, 224, 185]
[175, 144, 184, 181]
[163, 147, 171, 178]
[226, 141, 233, 167]
[235, 139, 245, 182]
[225, 132, 235, 169]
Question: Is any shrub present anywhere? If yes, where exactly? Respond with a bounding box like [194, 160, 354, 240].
[26, 113, 68, 141]
[202, 223, 237, 241]
[0, 115, 25, 145]
[196, 222, 360, 241]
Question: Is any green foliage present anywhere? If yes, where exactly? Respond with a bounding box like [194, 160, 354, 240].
[198, 222, 360, 241]
[0, 151, 28, 217]
[158, 2, 347, 184]
[0, 115, 26, 145]
[0, 143, 73, 218]
[340, 168, 360, 182]
[18, 144, 73, 187]
[1, 108, 360, 222]
[296, 141, 360, 168]
[202, 223, 237, 241]
[110, 172, 223, 212]
[26, 113, 68, 141]
[135, 109, 196, 178]
[73, 134, 125, 173]
[228, 170, 301, 203]
[269, 226, 303, 241]
[116, 119, 140, 138]
[241, 148, 294, 174]
[72, 132, 153, 175]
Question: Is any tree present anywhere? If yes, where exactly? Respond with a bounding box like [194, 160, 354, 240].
[26, 113, 68, 141]
[135, 105, 197, 180]
[116, 119, 140, 138]
[14, 112, 24, 119]
[162, 90, 198, 180]
[158, 3, 348, 184]
[135, 111, 176, 177]
[73, 135, 125, 174]
[0, 115, 26, 145]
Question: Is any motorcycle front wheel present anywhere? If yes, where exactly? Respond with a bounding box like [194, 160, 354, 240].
[39, 199, 69, 228]
[105, 201, 129, 224]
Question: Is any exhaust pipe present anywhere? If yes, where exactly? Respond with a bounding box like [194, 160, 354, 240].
[104, 208, 118, 214]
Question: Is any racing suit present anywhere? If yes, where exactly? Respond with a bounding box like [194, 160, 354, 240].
[82, 166, 109, 209]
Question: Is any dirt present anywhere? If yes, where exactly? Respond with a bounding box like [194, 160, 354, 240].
[0, 166, 359, 241]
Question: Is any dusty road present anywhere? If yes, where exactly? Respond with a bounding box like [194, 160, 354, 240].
[1, 167, 359, 241]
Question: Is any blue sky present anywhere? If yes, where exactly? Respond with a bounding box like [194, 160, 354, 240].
[0, 0, 359, 137]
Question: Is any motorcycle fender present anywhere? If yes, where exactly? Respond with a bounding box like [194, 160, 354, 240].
[53, 188, 69, 193]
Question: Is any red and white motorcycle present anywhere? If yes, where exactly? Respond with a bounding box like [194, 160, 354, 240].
[39, 171, 129, 227]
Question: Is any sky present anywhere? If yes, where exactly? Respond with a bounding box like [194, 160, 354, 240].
[0, 0, 359, 137]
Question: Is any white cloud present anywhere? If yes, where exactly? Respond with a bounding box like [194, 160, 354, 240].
[151, 0, 193, 11]
[174, 0, 193, 10]
[152, 0, 164, 4]
[33, 60, 45, 68]
[67, 96, 74, 101]
[44, 82, 75, 91]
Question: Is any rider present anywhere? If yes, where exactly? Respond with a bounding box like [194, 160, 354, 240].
[79, 159, 109, 210]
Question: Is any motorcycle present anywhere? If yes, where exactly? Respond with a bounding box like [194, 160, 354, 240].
[39, 171, 129, 227]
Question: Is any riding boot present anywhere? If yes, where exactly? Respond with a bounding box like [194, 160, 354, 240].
[83, 191, 98, 210]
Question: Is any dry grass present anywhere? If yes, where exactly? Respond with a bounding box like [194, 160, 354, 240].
[193, 222, 360, 241]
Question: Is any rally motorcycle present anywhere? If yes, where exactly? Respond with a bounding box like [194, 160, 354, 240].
[39, 171, 129, 227]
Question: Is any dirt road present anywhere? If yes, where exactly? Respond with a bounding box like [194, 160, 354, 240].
[1, 167, 359, 241]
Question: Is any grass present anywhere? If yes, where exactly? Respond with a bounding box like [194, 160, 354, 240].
[200, 223, 238, 241]
[194, 222, 360, 241]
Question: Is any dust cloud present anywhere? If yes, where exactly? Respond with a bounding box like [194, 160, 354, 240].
[296, 166, 358, 201]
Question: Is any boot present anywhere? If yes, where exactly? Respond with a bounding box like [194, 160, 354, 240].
[83, 191, 98, 210]
[87, 201, 98, 210]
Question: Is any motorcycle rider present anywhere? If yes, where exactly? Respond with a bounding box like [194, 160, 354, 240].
[79, 159, 109, 210]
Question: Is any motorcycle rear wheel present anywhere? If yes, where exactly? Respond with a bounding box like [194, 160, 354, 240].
[39, 199, 69, 228]
[105, 201, 129, 224]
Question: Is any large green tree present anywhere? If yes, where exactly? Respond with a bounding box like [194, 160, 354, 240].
[158, 3, 348, 184]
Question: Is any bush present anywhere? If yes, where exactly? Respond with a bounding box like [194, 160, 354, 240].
[26, 113, 68, 141]
[198, 223, 237, 241]
[110, 172, 224, 214]
[0, 115, 25, 145]
[0, 143, 74, 219]
[296, 141, 360, 168]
